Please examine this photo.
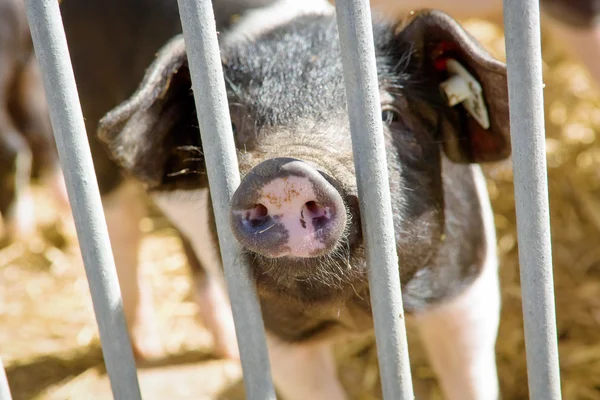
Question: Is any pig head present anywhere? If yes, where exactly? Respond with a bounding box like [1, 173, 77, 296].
[99, 6, 510, 400]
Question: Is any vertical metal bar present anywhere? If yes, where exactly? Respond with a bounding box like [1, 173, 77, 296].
[176, 0, 276, 398]
[503, 1, 562, 399]
[23, 1, 142, 399]
[0, 359, 12, 400]
[334, 1, 414, 399]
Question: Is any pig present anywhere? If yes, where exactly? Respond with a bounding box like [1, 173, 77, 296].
[58, 0, 284, 360]
[0, 0, 67, 240]
[368, 0, 600, 91]
[97, 0, 510, 398]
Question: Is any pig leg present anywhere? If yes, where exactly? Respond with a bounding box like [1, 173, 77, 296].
[151, 189, 239, 360]
[267, 335, 347, 400]
[7, 163, 35, 239]
[412, 167, 500, 400]
[103, 181, 164, 360]
[8, 55, 70, 211]
[0, 116, 35, 240]
[2, 151, 35, 239]
[178, 233, 239, 360]
[194, 271, 239, 360]
[412, 261, 500, 400]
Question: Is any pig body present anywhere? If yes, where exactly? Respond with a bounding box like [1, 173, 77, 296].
[0, 0, 65, 239]
[99, 1, 510, 399]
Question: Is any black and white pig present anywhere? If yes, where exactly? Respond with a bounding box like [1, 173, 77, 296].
[98, 1, 509, 399]
[0, 0, 67, 240]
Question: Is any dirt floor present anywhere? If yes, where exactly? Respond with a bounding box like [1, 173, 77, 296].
[2, 17, 600, 400]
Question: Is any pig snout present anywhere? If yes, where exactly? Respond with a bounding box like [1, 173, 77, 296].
[230, 158, 347, 258]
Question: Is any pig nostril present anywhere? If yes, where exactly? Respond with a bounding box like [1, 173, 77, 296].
[303, 200, 331, 230]
[253, 204, 268, 218]
[304, 201, 326, 218]
[246, 203, 269, 228]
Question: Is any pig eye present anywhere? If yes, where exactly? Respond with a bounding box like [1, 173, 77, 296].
[381, 106, 401, 125]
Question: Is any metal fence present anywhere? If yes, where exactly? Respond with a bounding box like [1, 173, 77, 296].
[0, 0, 561, 399]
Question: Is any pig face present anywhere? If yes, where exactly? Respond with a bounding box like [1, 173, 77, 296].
[99, 9, 509, 313]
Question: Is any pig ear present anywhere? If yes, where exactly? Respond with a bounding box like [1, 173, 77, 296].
[398, 10, 510, 163]
[97, 35, 205, 190]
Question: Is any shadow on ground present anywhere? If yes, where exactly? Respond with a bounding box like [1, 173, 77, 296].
[6, 344, 219, 400]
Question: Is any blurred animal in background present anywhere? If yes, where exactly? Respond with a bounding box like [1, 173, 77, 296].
[57, 0, 288, 360]
[0, 0, 68, 242]
[369, 0, 600, 90]
[1, 0, 279, 361]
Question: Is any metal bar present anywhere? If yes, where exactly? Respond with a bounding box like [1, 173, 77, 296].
[503, 1, 562, 399]
[334, 1, 414, 399]
[23, 1, 142, 399]
[0, 359, 12, 400]
[175, 0, 276, 398]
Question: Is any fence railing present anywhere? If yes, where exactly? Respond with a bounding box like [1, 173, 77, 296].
[176, 0, 276, 397]
[0, 0, 561, 399]
[24, 0, 142, 398]
[334, 1, 413, 398]
[503, 1, 562, 399]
